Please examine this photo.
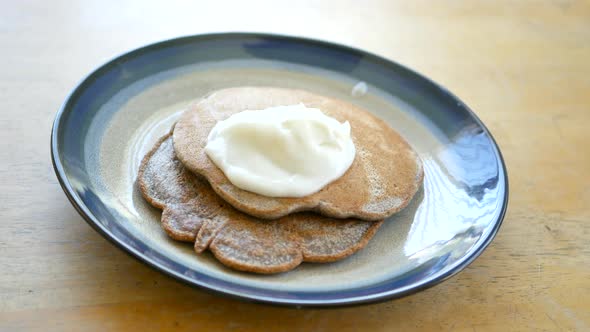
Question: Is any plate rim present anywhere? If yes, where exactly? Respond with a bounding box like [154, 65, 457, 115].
[51, 32, 509, 307]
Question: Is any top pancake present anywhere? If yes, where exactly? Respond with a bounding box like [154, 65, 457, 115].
[173, 87, 423, 221]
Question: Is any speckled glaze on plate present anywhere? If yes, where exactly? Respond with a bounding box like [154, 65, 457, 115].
[51, 33, 508, 307]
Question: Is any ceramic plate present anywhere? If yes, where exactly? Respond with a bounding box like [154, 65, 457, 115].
[51, 33, 508, 306]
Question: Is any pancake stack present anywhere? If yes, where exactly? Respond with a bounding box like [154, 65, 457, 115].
[138, 87, 423, 274]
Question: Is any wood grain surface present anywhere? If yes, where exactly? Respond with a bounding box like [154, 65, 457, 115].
[1, 0, 589, 331]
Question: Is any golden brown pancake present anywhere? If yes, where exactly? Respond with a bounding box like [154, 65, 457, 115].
[173, 87, 423, 221]
[138, 131, 383, 274]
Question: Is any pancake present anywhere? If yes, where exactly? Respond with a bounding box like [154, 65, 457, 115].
[173, 87, 423, 221]
[138, 131, 383, 274]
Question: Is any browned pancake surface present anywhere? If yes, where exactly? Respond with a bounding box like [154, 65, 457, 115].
[138, 132, 383, 274]
[173, 87, 423, 221]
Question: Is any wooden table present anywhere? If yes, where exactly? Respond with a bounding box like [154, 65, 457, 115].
[1, 1, 589, 330]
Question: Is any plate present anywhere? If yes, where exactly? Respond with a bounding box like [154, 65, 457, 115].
[51, 33, 508, 307]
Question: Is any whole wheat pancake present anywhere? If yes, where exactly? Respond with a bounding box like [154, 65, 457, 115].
[138, 131, 383, 274]
[173, 87, 423, 221]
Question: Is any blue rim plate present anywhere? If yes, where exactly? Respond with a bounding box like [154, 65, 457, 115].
[51, 33, 508, 307]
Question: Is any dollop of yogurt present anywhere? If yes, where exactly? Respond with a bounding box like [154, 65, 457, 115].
[204, 104, 356, 197]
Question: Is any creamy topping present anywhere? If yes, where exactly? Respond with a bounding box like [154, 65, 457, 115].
[204, 104, 356, 197]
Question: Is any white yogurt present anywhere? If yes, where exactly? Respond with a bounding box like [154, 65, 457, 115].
[204, 104, 356, 197]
